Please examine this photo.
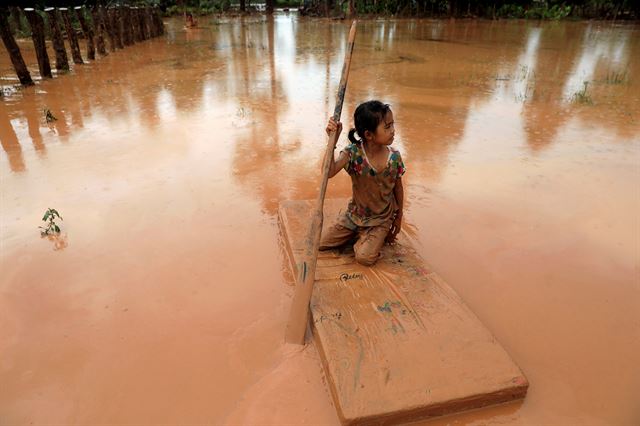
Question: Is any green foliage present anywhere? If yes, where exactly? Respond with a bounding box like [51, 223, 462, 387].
[40, 208, 63, 235]
[497, 2, 572, 19]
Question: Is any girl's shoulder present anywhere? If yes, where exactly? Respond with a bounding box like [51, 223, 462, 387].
[388, 146, 403, 160]
[343, 142, 362, 154]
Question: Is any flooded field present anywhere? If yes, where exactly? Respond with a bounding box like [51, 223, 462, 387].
[1, 15, 639, 425]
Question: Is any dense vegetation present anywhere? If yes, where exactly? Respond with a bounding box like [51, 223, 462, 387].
[2, 0, 637, 20]
[161, 0, 636, 19]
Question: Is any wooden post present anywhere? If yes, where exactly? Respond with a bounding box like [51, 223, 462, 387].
[74, 6, 95, 61]
[23, 8, 52, 78]
[91, 6, 107, 56]
[45, 8, 69, 72]
[284, 21, 358, 345]
[0, 7, 34, 86]
[102, 6, 117, 51]
[60, 8, 82, 64]
[139, 7, 150, 40]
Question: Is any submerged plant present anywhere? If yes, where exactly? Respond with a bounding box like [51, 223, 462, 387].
[571, 81, 592, 104]
[40, 208, 63, 235]
[604, 70, 628, 85]
[44, 108, 57, 122]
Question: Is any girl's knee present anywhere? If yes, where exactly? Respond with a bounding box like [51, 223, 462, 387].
[355, 251, 379, 266]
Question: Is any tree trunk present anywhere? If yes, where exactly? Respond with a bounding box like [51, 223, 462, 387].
[91, 6, 107, 56]
[74, 6, 95, 60]
[60, 8, 83, 64]
[9, 7, 27, 36]
[144, 7, 155, 38]
[45, 8, 69, 72]
[152, 7, 164, 36]
[121, 6, 133, 46]
[24, 8, 52, 78]
[109, 8, 123, 49]
[130, 8, 140, 42]
[102, 7, 117, 51]
[0, 7, 33, 86]
[138, 8, 147, 40]
[240, 0, 246, 13]
[349, 0, 356, 17]
[266, 0, 274, 15]
[116, 7, 125, 48]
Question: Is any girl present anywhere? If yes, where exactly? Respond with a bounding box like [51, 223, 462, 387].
[320, 100, 405, 266]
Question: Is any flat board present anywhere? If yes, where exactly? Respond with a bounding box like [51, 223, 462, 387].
[279, 199, 528, 425]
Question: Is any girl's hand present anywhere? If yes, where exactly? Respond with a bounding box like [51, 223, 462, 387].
[386, 211, 402, 244]
[326, 117, 342, 138]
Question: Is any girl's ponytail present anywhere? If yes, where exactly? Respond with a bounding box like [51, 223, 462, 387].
[348, 128, 361, 144]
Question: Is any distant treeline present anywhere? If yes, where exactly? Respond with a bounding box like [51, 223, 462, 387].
[2, 0, 636, 19]
[157, 0, 636, 19]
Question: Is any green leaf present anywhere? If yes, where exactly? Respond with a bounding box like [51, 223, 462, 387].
[54, 224, 60, 233]
[43, 211, 50, 221]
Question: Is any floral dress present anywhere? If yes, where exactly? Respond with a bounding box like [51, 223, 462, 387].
[338, 142, 406, 230]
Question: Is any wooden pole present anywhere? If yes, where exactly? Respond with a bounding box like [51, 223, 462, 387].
[24, 8, 52, 78]
[0, 7, 34, 86]
[60, 8, 83, 64]
[45, 8, 69, 72]
[285, 21, 358, 345]
[74, 6, 95, 61]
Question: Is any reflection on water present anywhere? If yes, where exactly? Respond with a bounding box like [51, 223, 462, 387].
[0, 15, 639, 426]
[2, 18, 636, 176]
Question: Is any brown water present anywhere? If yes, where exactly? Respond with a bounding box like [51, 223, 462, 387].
[1, 15, 639, 425]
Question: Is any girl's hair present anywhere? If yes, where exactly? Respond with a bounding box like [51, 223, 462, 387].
[348, 100, 391, 144]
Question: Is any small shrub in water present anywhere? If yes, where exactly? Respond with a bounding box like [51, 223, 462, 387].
[40, 208, 63, 235]
[604, 70, 628, 85]
[44, 108, 57, 122]
[571, 81, 592, 104]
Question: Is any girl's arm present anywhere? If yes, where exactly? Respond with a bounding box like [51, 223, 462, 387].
[326, 118, 349, 178]
[394, 177, 404, 215]
[387, 177, 404, 243]
[328, 150, 349, 178]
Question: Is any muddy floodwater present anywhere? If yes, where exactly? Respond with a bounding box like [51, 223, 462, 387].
[1, 15, 639, 425]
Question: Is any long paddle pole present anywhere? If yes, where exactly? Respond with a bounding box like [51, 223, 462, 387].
[285, 21, 358, 345]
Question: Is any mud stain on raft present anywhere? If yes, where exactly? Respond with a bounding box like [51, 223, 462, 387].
[0, 15, 639, 426]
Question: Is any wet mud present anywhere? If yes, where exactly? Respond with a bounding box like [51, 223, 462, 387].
[1, 15, 639, 425]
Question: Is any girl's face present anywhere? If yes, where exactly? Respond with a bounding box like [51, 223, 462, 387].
[367, 110, 395, 146]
